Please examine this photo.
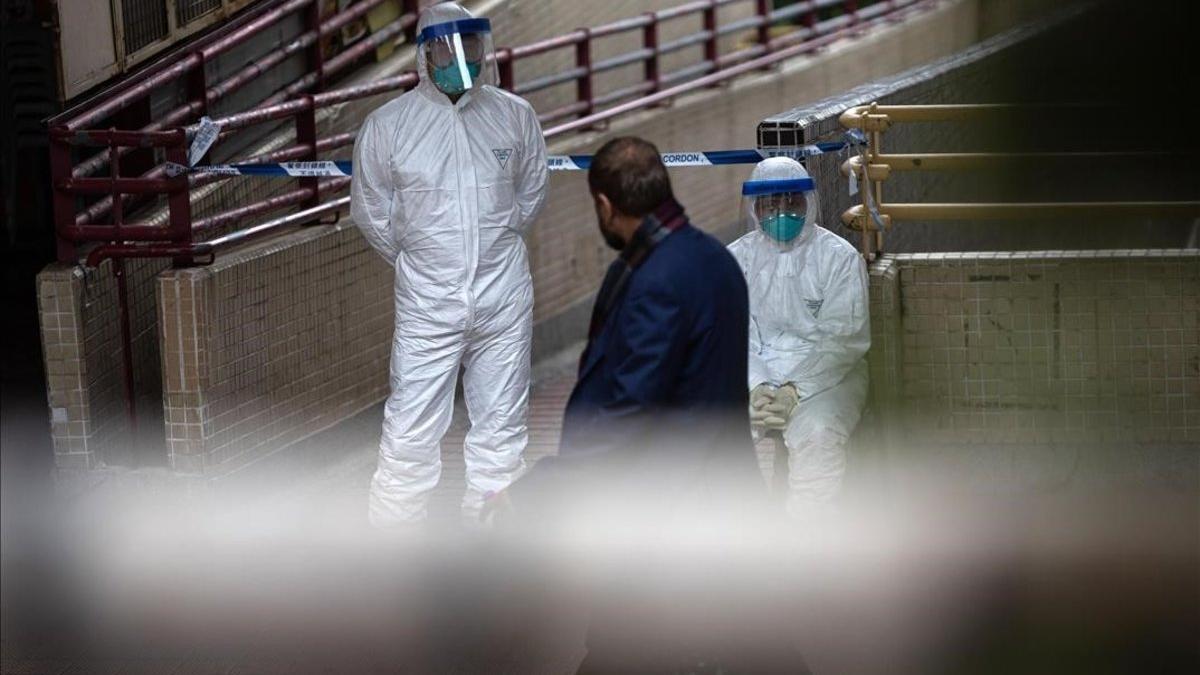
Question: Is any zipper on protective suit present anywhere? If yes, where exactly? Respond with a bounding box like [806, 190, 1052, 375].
[453, 102, 478, 332]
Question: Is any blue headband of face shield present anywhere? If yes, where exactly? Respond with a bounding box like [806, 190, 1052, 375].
[416, 17, 492, 44]
[741, 177, 815, 196]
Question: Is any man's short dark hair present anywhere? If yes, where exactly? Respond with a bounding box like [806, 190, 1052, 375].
[587, 137, 675, 218]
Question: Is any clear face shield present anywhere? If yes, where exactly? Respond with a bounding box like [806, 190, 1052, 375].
[417, 18, 498, 96]
[740, 177, 818, 248]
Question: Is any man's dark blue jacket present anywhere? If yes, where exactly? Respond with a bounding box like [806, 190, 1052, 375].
[509, 208, 775, 671]
[516, 212, 763, 511]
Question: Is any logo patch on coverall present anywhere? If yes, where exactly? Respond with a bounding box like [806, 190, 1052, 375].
[805, 298, 824, 317]
[492, 148, 513, 169]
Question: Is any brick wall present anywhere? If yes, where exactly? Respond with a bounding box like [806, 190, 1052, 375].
[866, 255, 903, 443]
[157, 224, 393, 476]
[867, 250, 1200, 484]
[37, 259, 166, 470]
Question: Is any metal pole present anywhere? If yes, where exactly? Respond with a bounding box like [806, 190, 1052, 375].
[109, 133, 123, 236]
[872, 128, 884, 254]
[643, 12, 661, 94]
[754, 0, 771, 48]
[857, 107, 873, 259]
[50, 133, 79, 262]
[703, 0, 719, 76]
[297, 95, 320, 209]
[402, 0, 419, 44]
[841, 151, 1186, 173]
[185, 51, 209, 120]
[114, 258, 138, 437]
[844, 0, 859, 27]
[498, 48, 515, 90]
[839, 103, 1086, 127]
[843, 201, 1200, 225]
[576, 29, 594, 119]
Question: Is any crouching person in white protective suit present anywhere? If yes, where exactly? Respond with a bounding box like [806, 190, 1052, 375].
[727, 157, 869, 520]
[350, 2, 548, 525]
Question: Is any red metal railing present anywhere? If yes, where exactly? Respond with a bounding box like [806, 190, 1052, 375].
[50, 0, 421, 261]
[49, 0, 923, 269]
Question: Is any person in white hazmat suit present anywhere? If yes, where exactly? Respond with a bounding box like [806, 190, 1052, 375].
[727, 157, 869, 519]
[350, 2, 548, 525]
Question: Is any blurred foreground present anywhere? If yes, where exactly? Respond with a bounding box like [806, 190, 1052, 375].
[3, 436, 1196, 674]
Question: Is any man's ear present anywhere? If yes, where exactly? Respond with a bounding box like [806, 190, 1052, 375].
[594, 192, 613, 223]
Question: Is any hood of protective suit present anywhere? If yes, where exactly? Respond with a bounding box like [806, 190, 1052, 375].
[743, 157, 821, 250]
[416, 2, 491, 100]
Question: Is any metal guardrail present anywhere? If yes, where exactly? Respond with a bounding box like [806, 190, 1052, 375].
[837, 103, 1200, 260]
[49, 0, 421, 263]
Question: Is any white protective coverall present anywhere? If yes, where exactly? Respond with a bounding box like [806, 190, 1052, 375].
[727, 158, 869, 518]
[350, 3, 548, 524]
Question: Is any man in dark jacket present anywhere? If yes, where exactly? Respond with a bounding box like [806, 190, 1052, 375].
[506, 137, 785, 673]
[512, 135, 762, 521]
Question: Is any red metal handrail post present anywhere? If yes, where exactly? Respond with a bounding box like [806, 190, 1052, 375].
[109, 133, 123, 234]
[113, 258, 138, 437]
[297, 95, 319, 209]
[755, 0, 773, 70]
[643, 12, 661, 94]
[402, 0, 420, 44]
[108, 132, 140, 437]
[845, 0, 860, 28]
[886, 0, 903, 23]
[307, 0, 326, 91]
[185, 50, 210, 121]
[703, 0, 719, 79]
[755, 0, 771, 47]
[50, 131, 77, 262]
[300, 2, 324, 210]
[575, 29, 594, 120]
[498, 48, 515, 91]
[166, 129, 194, 265]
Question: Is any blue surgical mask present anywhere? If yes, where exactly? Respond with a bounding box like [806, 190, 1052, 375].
[761, 213, 805, 242]
[432, 60, 482, 95]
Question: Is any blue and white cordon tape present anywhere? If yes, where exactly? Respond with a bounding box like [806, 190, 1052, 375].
[164, 137, 860, 178]
[547, 141, 853, 171]
[165, 160, 355, 178]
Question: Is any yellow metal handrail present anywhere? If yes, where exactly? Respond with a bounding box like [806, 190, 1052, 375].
[837, 103, 1200, 259]
[842, 151, 1181, 175]
[843, 201, 1200, 225]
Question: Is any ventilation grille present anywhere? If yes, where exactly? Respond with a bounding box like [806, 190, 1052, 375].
[121, 0, 170, 55]
[177, 0, 222, 26]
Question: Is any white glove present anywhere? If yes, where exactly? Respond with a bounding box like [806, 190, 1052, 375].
[761, 384, 799, 430]
[750, 383, 776, 425]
